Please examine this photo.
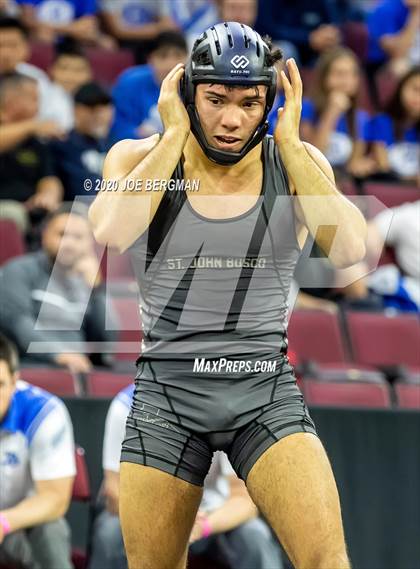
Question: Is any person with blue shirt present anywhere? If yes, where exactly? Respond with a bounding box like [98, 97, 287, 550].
[100, 0, 179, 64]
[17, 0, 104, 45]
[88, 384, 284, 569]
[300, 47, 376, 178]
[110, 31, 187, 143]
[367, 0, 419, 77]
[51, 82, 114, 200]
[370, 66, 420, 182]
[0, 333, 76, 569]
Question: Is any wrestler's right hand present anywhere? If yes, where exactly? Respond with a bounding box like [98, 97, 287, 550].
[158, 63, 190, 137]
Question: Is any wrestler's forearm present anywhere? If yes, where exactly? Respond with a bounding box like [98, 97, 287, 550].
[280, 140, 367, 267]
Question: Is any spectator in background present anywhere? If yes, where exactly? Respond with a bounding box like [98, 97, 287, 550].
[370, 66, 420, 182]
[0, 0, 20, 16]
[255, 0, 341, 66]
[0, 202, 118, 373]
[51, 82, 113, 201]
[111, 31, 187, 142]
[46, 37, 93, 131]
[0, 72, 63, 233]
[367, 0, 420, 78]
[165, 0, 218, 50]
[88, 385, 284, 569]
[366, 201, 420, 311]
[100, 0, 178, 64]
[0, 333, 75, 569]
[18, 0, 108, 47]
[0, 16, 74, 127]
[300, 47, 376, 179]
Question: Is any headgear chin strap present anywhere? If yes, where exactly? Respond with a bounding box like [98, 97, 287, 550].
[181, 22, 278, 166]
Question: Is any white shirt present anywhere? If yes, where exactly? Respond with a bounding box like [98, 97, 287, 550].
[374, 200, 420, 280]
[103, 385, 235, 510]
[0, 380, 76, 510]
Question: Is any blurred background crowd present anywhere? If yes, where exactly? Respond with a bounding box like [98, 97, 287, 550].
[0, 1, 419, 569]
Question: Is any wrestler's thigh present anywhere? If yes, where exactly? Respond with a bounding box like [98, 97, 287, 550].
[120, 462, 203, 569]
[246, 432, 349, 569]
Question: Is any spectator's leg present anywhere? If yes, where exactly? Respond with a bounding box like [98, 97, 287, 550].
[216, 517, 285, 569]
[88, 509, 127, 569]
[27, 518, 72, 569]
[0, 530, 40, 569]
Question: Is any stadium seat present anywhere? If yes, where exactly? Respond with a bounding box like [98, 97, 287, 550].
[346, 312, 420, 368]
[341, 22, 369, 61]
[20, 367, 80, 396]
[303, 378, 391, 408]
[28, 42, 54, 71]
[375, 69, 398, 108]
[363, 183, 419, 213]
[395, 383, 420, 409]
[0, 219, 25, 265]
[87, 371, 132, 397]
[288, 310, 348, 364]
[87, 48, 135, 85]
[112, 297, 143, 361]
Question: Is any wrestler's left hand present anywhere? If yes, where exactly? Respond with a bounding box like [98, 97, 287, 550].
[274, 58, 303, 149]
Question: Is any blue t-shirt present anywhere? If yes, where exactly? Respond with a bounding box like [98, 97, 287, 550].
[367, 0, 408, 64]
[368, 113, 419, 177]
[17, 0, 96, 21]
[267, 93, 285, 135]
[301, 98, 370, 166]
[51, 130, 111, 200]
[111, 64, 162, 143]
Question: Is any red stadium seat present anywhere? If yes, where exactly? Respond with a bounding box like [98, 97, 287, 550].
[0, 219, 25, 265]
[72, 446, 91, 502]
[346, 312, 420, 368]
[87, 371, 132, 397]
[87, 48, 135, 85]
[112, 297, 142, 361]
[342, 22, 369, 61]
[363, 183, 419, 214]
[288, 310, 348, 364]
[395, 383, 420, 409]
[28, 42, 54, 71]
[303, 378, 391, 408]
[375, 69, 399, 109]
[20, 367, 80, 396]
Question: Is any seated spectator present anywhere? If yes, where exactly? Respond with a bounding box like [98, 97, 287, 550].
[366, 200, 420, 311]
[88, 385, 284, 569]
[18, 0, 105, 47]
[0, 72, 63, 233]
[46, 37, 93, 131]
[0, 202, 118, 373]
[0, 0, 20, 16]
[100, 0, 178, 64]
[255, 0, 341, 66]
[367, 0, 419, 78]
[0, 333, 75, 569]
[51, 82, 113, 201]
[300, 47, 375, 179]
[111, 31, 187, 142]
[370, 66, 420, 183]
[0, 16, 74, 126]
[165, 0, 218, 50]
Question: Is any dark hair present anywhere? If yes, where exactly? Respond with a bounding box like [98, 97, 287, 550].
[74, 81, 112, 107]
[0, 16, 29, 38]
[150, 31, 188, 54]
[311, 47, 361, 139]
[0, 71, 36, 104]
[0, 333, 19, 375]
[263, 35, 283, 67]
[385, 65, 420, 141]
[54, 35, 88, 62]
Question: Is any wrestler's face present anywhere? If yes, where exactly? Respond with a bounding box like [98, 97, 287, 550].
[42, 213, 94, 268]
[195, 84, 267, 153]
[0, 360, 17, 421]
